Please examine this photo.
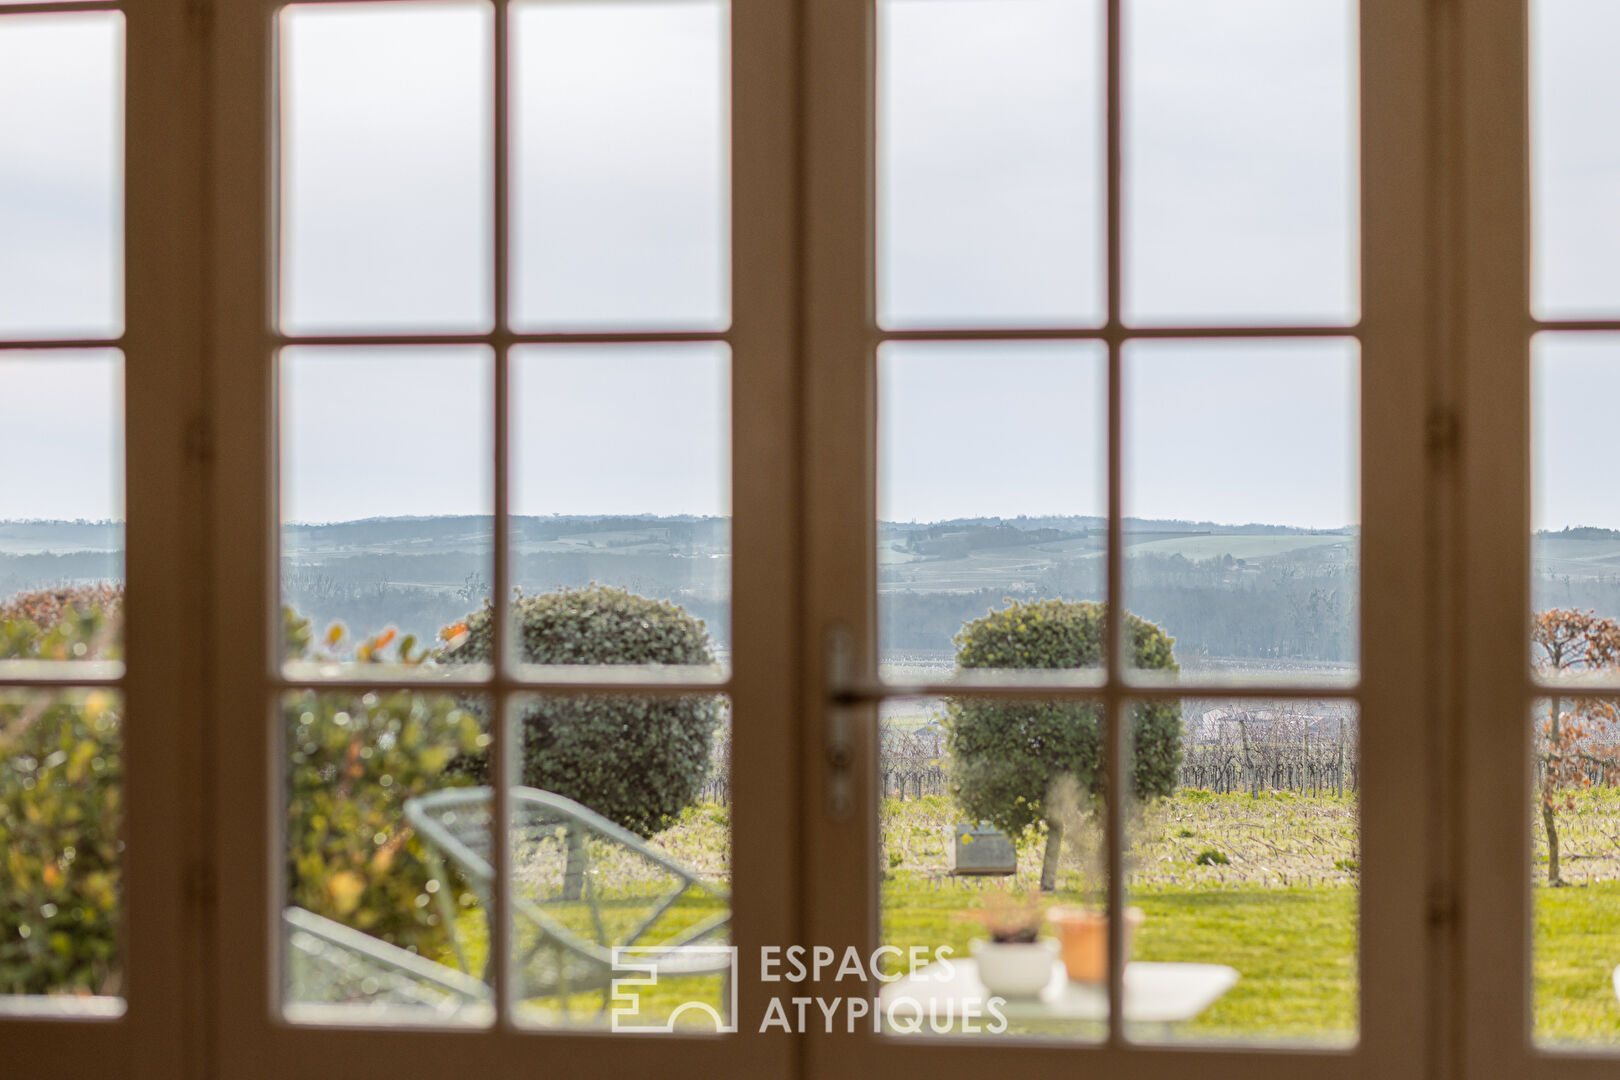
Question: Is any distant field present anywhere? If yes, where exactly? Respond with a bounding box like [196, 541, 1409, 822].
[877, 529, 1355, 596]
[1123, 533, 1352, 561]
[1534, 537, 1620, 578]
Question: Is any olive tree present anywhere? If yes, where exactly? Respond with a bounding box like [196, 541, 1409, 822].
[946, 598, 1181, 890]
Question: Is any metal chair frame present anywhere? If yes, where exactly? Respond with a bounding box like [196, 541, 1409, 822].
[405, 786, 732, 1018]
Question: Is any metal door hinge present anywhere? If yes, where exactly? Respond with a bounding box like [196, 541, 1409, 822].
[1426, 882, 1457, 929]
[185, 861, 217, 913]
[184, 415, 215, 466]
[186, 0, 214, 39]
[1425, 406, 1459, 459]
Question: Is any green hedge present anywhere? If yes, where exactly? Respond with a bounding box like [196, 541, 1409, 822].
[439, 585, 723, 837]
[2, 583, 720, 990]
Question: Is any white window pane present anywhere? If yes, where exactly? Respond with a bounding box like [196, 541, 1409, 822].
[1124, 0, 1357, 326]
[509, 343, 730, 653]
[0, 12, 122, 340]
[280, 2, 494, 334]
[1123, 338, 1359, 680]
[278, 346, 493, 669]
[877, 340, 1107, 669]
[1532, 0, 1620, 318]
[511, 0, 728, 332]
[878, 0, 1105, 330]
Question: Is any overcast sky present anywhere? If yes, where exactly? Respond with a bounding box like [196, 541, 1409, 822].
[10, 0, 1556, 531]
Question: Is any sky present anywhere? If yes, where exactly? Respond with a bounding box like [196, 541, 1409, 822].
[13, 0, 1585, 531]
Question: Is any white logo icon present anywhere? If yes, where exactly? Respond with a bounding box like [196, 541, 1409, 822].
[609, 945, 738, 1033]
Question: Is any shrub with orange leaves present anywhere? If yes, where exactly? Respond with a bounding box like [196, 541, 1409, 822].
[0, 585, 124, 994]
[282, 609, 484, 967]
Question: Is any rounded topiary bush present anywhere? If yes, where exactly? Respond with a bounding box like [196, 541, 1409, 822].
[946, 598, 1182, 887]
[440, 585, 722, 837]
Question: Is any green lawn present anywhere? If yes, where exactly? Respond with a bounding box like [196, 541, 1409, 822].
[879, 875, 1355, 1042]
[1536, 881, 1620, 1046]
[421, 792, 1620, 1042]
[877, 791, 1620, 1044]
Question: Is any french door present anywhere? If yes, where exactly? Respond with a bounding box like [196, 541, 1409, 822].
[2, 2, 1617, 1079]
[801, 0, 1433, 1078]
[203, 0, 797, 1077]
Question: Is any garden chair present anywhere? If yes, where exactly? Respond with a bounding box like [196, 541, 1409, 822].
[282, 905, 493, 1023]
[404, 786, 732, 1016]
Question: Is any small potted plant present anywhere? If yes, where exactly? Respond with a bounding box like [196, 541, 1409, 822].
[1039, 780, 1146, 984]
[962, 890, 1060, 998]
[1046, 904, 1144, 984]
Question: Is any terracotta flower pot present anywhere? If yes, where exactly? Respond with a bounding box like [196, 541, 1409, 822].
[1047, 906, 1144, 983]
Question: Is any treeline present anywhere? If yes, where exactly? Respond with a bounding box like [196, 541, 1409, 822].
[1533, 575, 1620, 626]
[881, 550, 1358, 663]
[282, 568, 728, 657]
[0, 551, 122, 597]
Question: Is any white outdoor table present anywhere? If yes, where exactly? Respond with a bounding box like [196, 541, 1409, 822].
[879, 959, 1239, 1032]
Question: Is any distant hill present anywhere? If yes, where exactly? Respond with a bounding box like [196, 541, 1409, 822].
[8, 516, 1620, 665]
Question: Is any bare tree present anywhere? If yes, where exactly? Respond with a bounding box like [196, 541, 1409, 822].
[1530, 609, 1620, 886]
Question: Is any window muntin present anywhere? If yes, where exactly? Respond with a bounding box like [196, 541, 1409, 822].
[1526, 332, 1620, 1049]
[272, 0, 733, 1030]
[1527, 1, 1620, 1053]
[867, 0, 1363, 1051]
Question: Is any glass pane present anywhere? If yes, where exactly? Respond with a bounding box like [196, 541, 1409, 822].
[1123, 339, 1359, 684]
[506, 693, 731, 1031]
[877, 0, 1105, 330]
[1532, 335, 1620, 646]
[510, 0, 728, 332]
[1529, 693, 1620, 1047]
[878, 341, 1107, 678]
[278, 347, 493, 672]
[878, 696, 1111, 1039]
[1126, 698, 1358, 1045]
[0, 689, 124, 1010]
[1123, 0, 1357, 326]
[0, 12, 122, 340]
[0, 351, 124, 668]
[1532, 0, 1620, 318]
[1530, 334, 1620, 1047]
[281, 690, 492, 1026]
[507, 343, 729, 670]
[279, 1, 493, 334]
